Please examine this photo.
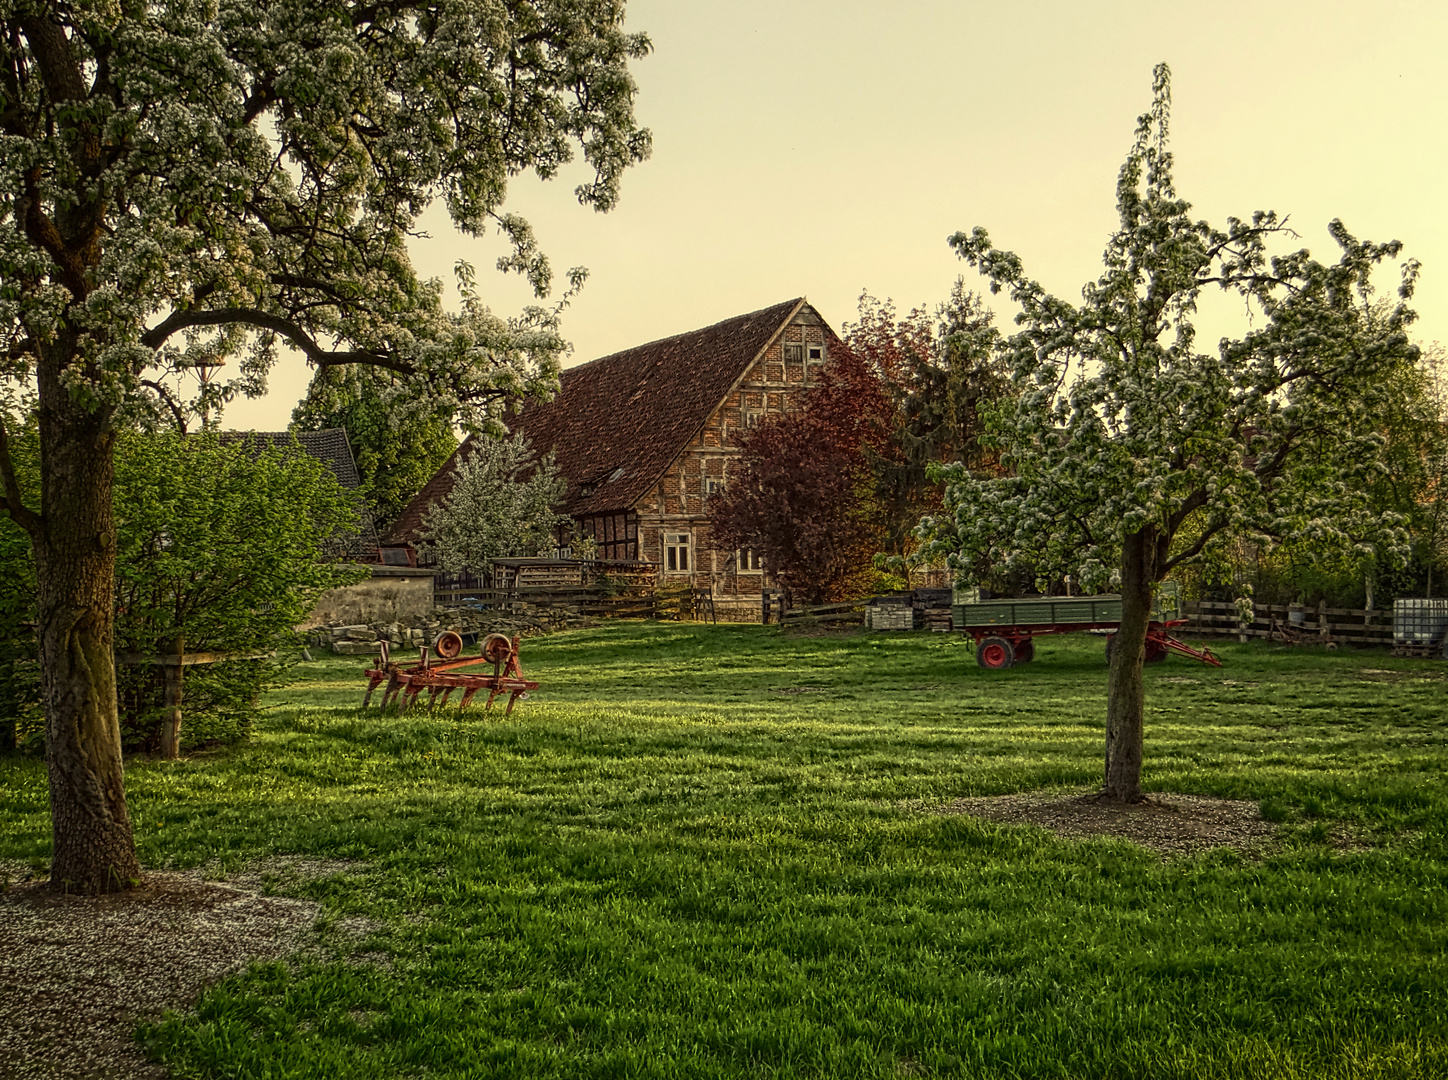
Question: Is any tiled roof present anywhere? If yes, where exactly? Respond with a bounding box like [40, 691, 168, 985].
[386, 298, 807, 545]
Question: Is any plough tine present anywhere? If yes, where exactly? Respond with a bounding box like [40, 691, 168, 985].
[362, 674, 384, 709]
[381, 674, 402, 710]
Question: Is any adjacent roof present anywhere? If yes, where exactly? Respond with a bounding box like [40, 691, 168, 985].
[387, 298, 810, 544]
[221, 428, 379, 557]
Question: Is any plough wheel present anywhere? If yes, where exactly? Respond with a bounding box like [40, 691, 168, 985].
[481, 633, 514, 665]
[435, 630, 464, 660]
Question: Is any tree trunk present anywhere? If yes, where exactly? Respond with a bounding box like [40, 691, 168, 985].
[1103, 525, 1157, 802]
[34, 335, 139, 893]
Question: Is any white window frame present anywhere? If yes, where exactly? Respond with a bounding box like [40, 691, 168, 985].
[736, 548, 763, 574]
[664, 531, 692, 574]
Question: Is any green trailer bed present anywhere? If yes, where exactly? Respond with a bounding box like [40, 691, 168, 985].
[954, 594, 1121, 628]
[951, 587, 1179, 630]
[949, 583, 1214, 670]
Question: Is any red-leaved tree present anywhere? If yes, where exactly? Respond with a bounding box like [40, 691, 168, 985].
[844, 286, 1008, 557]
[710, 347, 891, 603]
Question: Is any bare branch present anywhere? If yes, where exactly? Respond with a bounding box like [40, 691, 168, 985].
[140, 379, 188, 431]
[140, 308, 413, 376]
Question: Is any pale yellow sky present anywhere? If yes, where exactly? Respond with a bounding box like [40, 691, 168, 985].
[222, 0, 1448, 430]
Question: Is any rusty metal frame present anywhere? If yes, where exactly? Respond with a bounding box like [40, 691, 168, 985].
[362, 632, 540, 714]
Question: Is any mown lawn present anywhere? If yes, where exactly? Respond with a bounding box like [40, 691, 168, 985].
[2, 624, 1446, 1079]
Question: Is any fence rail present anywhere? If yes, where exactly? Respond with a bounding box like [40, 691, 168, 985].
[435, 583, 716, 623]
[1181, 600, 1395, 647]
[778, 599, 867, 628]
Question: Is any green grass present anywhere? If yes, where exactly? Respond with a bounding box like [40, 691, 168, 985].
[3, 624, 1446, 1078]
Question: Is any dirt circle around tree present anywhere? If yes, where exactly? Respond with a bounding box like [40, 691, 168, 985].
[0, 857, 365, 1080]
[930, 790, 1279, 858]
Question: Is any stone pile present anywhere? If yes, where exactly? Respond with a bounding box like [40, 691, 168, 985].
[309, 605, 555, 656]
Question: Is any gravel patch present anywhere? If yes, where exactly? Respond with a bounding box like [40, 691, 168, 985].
[0, 857, 364, 1080]
[931, 790, 1279, 858]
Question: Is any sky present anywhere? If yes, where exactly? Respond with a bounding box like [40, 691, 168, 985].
[222, 0, 1448, 431]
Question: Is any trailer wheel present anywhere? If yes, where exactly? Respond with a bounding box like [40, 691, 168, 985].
[1015, 639, 1035, 663]
[977, 636, 1015, 670]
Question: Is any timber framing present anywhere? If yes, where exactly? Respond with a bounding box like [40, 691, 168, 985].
[388, 298, 842, 603]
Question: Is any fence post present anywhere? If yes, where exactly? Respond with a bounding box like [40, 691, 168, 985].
[1318, 599, 1329, 643]
[160, 632, 184, 761]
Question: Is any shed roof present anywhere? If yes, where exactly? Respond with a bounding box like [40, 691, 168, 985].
[387, 298, 811, 544]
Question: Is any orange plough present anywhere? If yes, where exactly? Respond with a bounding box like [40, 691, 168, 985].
[362, 630, 539, 714]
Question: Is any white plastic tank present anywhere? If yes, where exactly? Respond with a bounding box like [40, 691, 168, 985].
[1393, 598, 1448, 646]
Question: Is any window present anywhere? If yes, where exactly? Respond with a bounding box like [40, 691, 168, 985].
[736, 549, 763, 573]
[744, 410, 762, 429]
[665, 532, 692, 573]
[705, 477, 723, 497]
[783, 342, 804, 366]
[807, 344, 824, 363]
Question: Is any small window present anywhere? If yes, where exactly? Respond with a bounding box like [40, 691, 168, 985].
[783, 342, 804, 365]
[705, 477, 723, 497]
[807, 344, 824, 363]
[736, 549, 763, 574]
[665, 532, 691, 573]
[744, 410, 762, 428]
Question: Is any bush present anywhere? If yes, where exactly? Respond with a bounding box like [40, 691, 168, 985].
[1, 427, 365, 754]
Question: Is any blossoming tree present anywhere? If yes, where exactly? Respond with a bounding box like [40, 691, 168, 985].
[0, 0, 650, 891]
[919, 65, 1419, 802]
[418, 433, 567, 574]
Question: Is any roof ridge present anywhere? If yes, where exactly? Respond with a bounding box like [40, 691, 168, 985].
[560, 297, 805, 375]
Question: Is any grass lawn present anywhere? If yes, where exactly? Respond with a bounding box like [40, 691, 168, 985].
[2, 624, 1446, 1079]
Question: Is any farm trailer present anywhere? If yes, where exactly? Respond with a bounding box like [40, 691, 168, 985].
[951, 588, 1221, 670]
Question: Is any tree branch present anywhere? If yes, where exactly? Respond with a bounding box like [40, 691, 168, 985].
[140, 379, 188, 431]
[1162, 513, 1227, 573]
[140, 308, 413, 376]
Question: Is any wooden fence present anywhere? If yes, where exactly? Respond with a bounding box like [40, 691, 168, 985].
[435, 581, 716, 624]
[777, 599, 867, 628]
[1180, 600, 1395, 648]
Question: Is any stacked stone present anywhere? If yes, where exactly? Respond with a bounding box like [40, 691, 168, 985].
[310, 606, 555, 656]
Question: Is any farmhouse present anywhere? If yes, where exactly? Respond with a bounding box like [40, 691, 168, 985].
[387, 297, 840, 609]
